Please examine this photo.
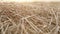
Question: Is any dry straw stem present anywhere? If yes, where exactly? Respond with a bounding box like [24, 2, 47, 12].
[0, 2, 60, 34]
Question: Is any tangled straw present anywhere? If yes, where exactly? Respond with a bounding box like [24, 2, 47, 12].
[0, 2, 60, 34]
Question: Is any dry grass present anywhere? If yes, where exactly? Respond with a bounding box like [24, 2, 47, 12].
[0, 2, 60, 34]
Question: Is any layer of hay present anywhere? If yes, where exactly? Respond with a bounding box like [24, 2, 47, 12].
[0, 2, 60, 34]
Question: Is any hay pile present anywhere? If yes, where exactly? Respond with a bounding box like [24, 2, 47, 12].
[0, 2, 60, 34]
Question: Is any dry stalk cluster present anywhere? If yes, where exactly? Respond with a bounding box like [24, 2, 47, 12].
[0, 2, 60, 34]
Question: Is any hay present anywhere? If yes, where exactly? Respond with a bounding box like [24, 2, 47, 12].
[0, 2, 60, 34]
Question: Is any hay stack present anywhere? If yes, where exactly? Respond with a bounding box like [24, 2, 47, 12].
[0, 2, 60, 34]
